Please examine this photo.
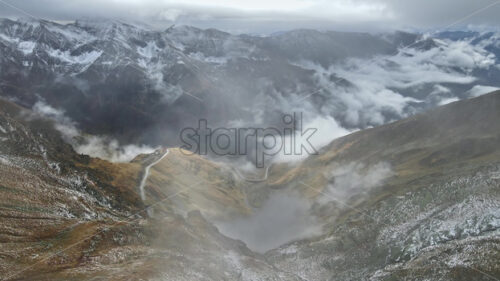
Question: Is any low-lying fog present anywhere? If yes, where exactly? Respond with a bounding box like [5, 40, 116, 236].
[213, 162, 393, 253]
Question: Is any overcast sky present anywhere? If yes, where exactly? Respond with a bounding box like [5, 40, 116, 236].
[1, 0, 500, 33]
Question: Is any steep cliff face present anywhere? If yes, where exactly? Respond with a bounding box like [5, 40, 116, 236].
[1, 92, 499, 280]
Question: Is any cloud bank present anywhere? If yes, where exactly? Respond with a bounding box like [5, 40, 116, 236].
[467, 85, 500, 97]
[1, 0, 500, 33]
[215, 191, 321, 253]
[297, 37, 495, 128]
[32, 101, 156, 162]
[320, 162, 394, 203]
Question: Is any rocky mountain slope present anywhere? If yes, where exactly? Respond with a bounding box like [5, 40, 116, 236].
[1, 90, 499, 280]
[0, 98, 297, 281]
[262, 90, 500, 280]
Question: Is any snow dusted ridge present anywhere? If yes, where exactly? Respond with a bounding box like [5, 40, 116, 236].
[0, 17, 499, 148]
[0, 18, 250, 76]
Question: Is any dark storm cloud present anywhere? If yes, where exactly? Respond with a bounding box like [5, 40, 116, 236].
[0, 0, 499, 33]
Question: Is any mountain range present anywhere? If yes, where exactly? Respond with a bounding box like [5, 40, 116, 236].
[1, 18, 499, 150]
[0, 17, 499, 281]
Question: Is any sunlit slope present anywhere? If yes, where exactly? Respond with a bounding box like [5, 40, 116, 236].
[140, 148, 250, 219]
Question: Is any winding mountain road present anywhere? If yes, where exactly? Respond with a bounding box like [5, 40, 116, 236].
[232, 164, 271, 183]
[139, 148, 170, 201]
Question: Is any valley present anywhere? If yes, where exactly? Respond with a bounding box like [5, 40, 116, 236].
[0, 91, 498, 280]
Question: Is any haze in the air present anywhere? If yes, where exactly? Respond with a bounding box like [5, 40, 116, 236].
[1, 0, 500, 33]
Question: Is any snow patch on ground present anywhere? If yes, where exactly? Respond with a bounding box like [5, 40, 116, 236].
[17, 41, 36, 55]
[137, 41, 161, 59]
[189, 52, 229, 65]
[278, 245, 298, 255]
[0, 34, 19, 44]
[0, 155, 12, 165]
[46, 25, 95, 45]
[377, 167, 500, 261]
[47, 48, 103, 65]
